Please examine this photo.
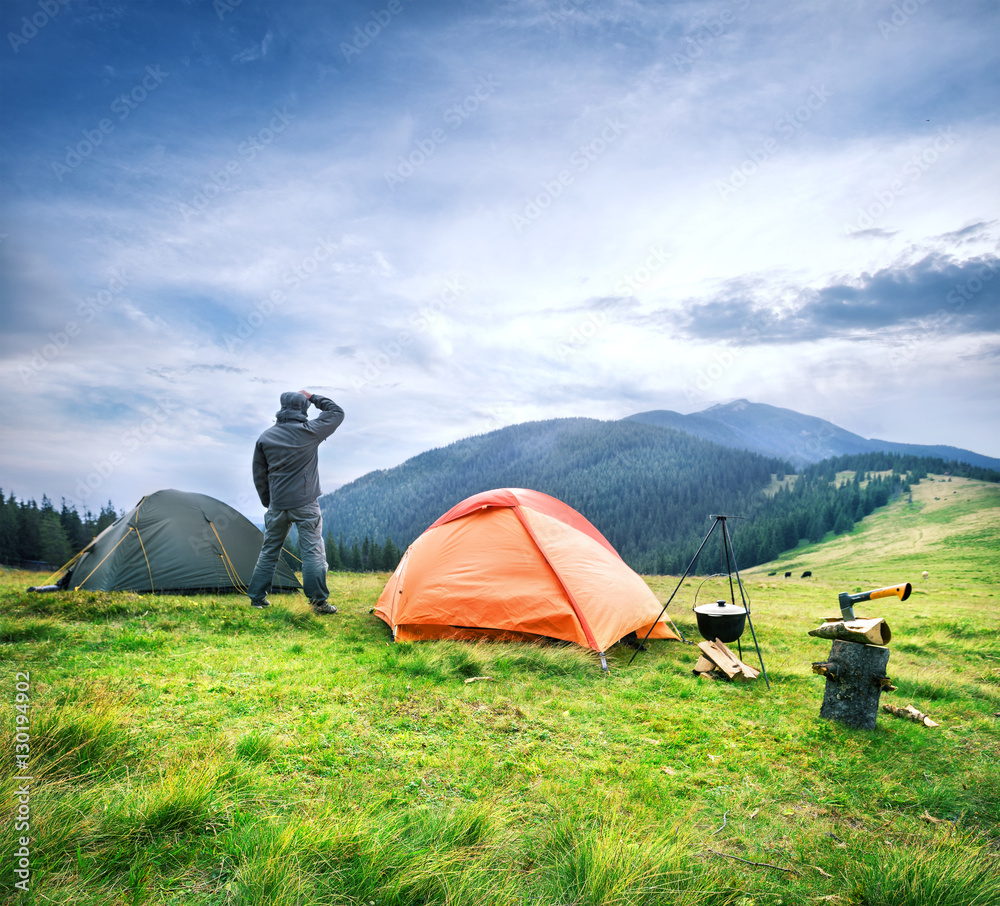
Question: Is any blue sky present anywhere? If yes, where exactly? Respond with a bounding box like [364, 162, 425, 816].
[1, 0, 998, 521]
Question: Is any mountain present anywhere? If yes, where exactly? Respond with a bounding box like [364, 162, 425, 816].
[318, 402, 999, 575]
[625, 400, 1000, 471]
[319, 418, 789, 572]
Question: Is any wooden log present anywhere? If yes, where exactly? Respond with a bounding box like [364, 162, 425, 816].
[697, 640, 760, 681]
[817, 640, 891, 730]
[882, 703, 939, 727]
[698, 641, 742, 679]
[809, 618, 891, 646]
[714, 639, 760, 682]
[693, 654, 717, 674]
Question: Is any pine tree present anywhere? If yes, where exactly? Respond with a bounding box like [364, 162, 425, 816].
[0, 492, 19, 565]
[39, 510, 72, 567]
[325, 531, 342, 570]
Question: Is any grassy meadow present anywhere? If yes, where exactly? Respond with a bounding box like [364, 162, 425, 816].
[2, 474, 999, 905]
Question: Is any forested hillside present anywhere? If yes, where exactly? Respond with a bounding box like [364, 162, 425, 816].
[319, 418, 789, 570]
[4, 437, 996, 576]
[0, 493, 118, 569]
[320, 421, 1000, 575]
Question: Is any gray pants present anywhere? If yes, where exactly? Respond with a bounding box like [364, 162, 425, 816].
[247, 501, 328, 605]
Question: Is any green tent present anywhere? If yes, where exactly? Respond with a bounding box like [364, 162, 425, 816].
[62, 489, 301, 594]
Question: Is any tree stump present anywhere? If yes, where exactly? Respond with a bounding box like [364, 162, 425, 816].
[814, 640, 891, 730]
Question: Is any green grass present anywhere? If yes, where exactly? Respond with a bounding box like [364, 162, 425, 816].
[2, 475, 998, 904]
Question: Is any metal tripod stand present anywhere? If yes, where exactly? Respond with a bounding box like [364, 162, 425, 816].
[628, 514, 770, 689]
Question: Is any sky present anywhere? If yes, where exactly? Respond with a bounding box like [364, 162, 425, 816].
[1, 0, 998, 522]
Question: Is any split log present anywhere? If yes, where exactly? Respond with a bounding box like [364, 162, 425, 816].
[809, 617, 891, 646]
[693, 654, 717, 674]
[817, 639, 891, 730]
[697, 640, 760, 682]
[883, 703, 939, 727]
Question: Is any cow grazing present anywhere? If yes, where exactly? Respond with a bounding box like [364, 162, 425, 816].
[801, 571, 812, 578]
[784, 572, 792, 578]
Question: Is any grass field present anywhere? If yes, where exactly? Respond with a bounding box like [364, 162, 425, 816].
[2, 474, 999, 905]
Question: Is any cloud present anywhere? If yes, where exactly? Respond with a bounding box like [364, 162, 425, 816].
[1, 0, 999, 514]
[933, 220, 997, 246]
[847, 228, 900, 240]
[660, 253, 1000, 344]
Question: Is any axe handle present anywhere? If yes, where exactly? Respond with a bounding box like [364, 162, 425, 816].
[866, 583, 912, 602]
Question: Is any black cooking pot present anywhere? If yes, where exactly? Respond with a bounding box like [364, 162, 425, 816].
[693, 599, 747, 643]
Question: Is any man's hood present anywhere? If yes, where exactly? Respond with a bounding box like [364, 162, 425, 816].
[275, 391, 309, 422]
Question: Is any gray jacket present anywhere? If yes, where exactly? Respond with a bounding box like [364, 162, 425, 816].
[252, 392, 345, 510]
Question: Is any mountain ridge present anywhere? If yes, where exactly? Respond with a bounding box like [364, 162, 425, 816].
[317, 400, 998, 574]
[625, 399, 1000, 470]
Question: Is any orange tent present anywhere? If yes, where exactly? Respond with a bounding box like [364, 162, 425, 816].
[374, 488, 679, 655]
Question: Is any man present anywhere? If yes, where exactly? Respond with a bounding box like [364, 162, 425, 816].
[246, 390, 345, 613]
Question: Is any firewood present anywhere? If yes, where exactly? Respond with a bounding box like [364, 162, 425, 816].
[693, 655, 717, 674]
[696, 640, 759, 681]
[713, 639, 760, 681]
[809, 617, 891, 646]
[882, 703, 939, 727]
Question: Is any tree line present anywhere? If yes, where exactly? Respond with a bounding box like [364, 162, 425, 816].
[324, 532, 402, 572]
[0, 492, 119, 570]
[0, 488, 405, 575]
[4, 446, 996, 577]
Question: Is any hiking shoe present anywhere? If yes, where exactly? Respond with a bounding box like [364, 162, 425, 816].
[251, 599, 271, 609]
[311, 601, 337, 614]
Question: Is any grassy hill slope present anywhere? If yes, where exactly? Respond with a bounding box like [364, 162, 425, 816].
[750, 474, 1000, 590]
[2, 475, 998, 905]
